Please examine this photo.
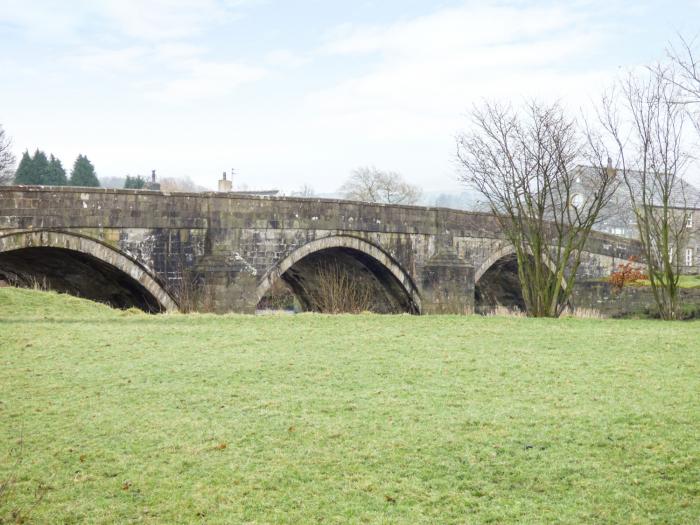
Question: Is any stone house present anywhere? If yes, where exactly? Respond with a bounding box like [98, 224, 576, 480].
[571, 165, 700, 275]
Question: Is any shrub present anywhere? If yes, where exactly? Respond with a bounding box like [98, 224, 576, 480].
[609, 257, 647, 292]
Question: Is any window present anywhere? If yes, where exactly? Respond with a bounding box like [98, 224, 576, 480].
[687, 213, 694, 228]
[686, 248, 694, 267]
[571, 194, 584, 209]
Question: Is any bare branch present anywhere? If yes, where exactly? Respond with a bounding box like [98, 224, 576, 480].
[339, 166, 421, 205]
[457, 100, 618, 317]
[0, 125, 16, 185]
[596, 63, 692, 319]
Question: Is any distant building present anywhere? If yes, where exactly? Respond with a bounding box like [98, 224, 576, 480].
[571, 165, 700, 274]
[217, 170, 279, 197]
[145, 169, 160, 191]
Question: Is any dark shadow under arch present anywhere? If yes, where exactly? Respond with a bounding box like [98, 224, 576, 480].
[256, 236, 420, 314]
[0, 247, 164, 312]
[474, 253, 525, 313]
[0, 231, 178, 313]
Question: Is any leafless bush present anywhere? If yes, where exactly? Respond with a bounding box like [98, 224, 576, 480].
[484, 306, 526, 318]
[174, 269, 199, 313]
[560, 307, 605, 319]
[172, 263, 216, 313]
[28, 276, 49, 292]
[0, 273, 50, 292]
[257, 279, 296, 311]
[305, 261, 374, 313]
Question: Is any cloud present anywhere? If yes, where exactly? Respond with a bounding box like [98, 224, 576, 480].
[64, 43, 267, 102]
[95, 0, 239, 42]
[264, 49, 309, 69]
[0, 0, 257, 44]
[35, 2, 268, 102]
[323, 4, 579, 57]
[68, 46, 150, 74]
[307, 3, 614, 135]
[156, 60, 267, 102]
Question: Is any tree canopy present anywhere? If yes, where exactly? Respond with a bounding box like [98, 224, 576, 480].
[14, 149, 69, 186]
[13, 151, 39, 185]
[45, 154, 67, 185]
[339, 167, 421, 205]
[69, 155, 100, 187]
[124, 175, 146, 189]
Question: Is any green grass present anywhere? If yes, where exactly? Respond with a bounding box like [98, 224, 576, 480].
[634, 275, 700, 289]
[1, 288, 699, 524]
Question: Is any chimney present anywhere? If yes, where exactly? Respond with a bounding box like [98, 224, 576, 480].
[606, 157, 616, 177]
[146, 169, 161, 191]
[218, 170, 232, 192]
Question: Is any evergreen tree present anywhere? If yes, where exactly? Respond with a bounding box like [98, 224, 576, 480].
[69, 155, 100, 187]
[32, 150, 50, 184]
[44, 154, 67, 186]
[13, 151, 39, 184]
[124, 175, 146, 189]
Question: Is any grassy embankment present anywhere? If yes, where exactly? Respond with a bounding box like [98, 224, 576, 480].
[1, 288, 699, 524]
[636, 275, 700, 288]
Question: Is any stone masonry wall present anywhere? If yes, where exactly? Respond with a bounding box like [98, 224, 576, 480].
[0, 186, 642, 313]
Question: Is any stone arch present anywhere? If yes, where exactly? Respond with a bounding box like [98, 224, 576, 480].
[256, 235, 421, 313]
[0, 230, 178, 312]
[474, 244, 568, 313]
[475, 244, 565, 285]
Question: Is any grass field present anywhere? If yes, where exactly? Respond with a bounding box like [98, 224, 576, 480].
[1, 288, 699, 524]
[632, 275, 700, 289]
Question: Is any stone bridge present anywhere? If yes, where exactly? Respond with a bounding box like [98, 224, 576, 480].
[0, 186, 640, 314]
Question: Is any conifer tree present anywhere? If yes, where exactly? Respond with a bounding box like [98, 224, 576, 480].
[45, 155, 67, 185]
[13, 150, 43, 184]
[69, 155, 100, 187]
[32, 150, 51, 184]
[124, 175, 146, 189]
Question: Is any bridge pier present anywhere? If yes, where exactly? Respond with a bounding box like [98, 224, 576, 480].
[418, 250, 475, 315]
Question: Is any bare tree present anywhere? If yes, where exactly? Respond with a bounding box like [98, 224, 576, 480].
[0, 125, 16, 185]
[339, 166, 421, 205]
[667, 35, 700, 135]
[159, 176, 208, 192]
[457, 100, 619, 317]
[597, 65, 693, 320]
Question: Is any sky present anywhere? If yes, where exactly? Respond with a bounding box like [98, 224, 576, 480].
[1, 0, 699, 194]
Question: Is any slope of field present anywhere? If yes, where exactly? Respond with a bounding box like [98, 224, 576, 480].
[1, 288, 698, 524]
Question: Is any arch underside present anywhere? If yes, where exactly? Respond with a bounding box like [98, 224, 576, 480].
[283, 247, 416, 313]
[475, 247, 577, 313]
[474, 253, 525, 313]
[0, 231, 177, 313]
[257, 236, 420, 314]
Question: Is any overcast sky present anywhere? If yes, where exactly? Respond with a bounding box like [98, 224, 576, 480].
[1, 0, 699, 193]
